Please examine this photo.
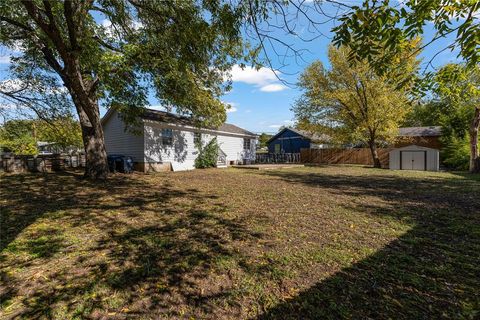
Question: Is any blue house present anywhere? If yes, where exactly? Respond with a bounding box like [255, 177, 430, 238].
[267, 127, 330, 154]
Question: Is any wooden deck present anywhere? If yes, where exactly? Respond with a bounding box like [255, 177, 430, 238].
[231, 164, 305, 170]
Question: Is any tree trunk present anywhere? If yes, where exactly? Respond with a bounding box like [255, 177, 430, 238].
[63, 58, 109, 180]
[469, 106, 480, 173]
[368, 140, 382, 168]
[77, 103, 108, 180]
[79, 106, 108, 180]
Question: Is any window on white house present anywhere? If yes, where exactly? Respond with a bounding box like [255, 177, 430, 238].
[243, 138, 251, 150]
[161, 128, 173, 146]
[194, 132, 202, 145]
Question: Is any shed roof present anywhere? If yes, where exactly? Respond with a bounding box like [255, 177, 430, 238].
[398, 126, 442, 137]
[390, 144, 439, 152]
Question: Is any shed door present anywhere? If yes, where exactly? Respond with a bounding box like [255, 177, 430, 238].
[401, 151, 426, 171]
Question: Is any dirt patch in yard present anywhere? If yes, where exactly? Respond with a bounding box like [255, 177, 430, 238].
[0, 167, 479, 319]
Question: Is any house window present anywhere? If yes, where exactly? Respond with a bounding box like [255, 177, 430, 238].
[243, 138, 251, 150]
[274, 143, 281, 153]
[161, 128, 173, 146]
[194, 132, 202, 145]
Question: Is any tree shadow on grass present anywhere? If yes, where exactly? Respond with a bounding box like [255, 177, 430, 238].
[257, 170, 480, 319]
[0, 171, 261, 318]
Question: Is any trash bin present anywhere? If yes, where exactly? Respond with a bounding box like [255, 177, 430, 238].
[107, 155, 134, 173]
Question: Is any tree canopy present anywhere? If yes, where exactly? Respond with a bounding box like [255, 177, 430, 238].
[293, 45, 418, 167]
[333, 0, 480, 71]
[433, 63, 480, 172]
[0, 0, 260, 178]
[0, 116, 82, 155]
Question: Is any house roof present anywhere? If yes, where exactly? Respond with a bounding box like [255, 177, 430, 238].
[267, 127, 331, 144]
[103, 107, 257, 137]
[398, 126, 442, 137]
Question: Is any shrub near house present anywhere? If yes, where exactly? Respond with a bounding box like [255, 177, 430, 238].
[102, 108, 257, 172]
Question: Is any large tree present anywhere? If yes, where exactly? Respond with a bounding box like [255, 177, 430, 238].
[293, 45, 417, 168]
[433, 64, 480, 172]
[333, 0, 480, 172]
[0, 0, 254, 179]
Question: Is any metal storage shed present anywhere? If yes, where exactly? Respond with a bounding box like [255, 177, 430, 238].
[389, 145, 439, 171]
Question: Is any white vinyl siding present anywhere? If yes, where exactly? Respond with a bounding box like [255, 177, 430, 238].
[144, 121, 219, 171]
[103, 110, 256, 171]
[102, 111, 144, 162]
[217, 135, 256, 163]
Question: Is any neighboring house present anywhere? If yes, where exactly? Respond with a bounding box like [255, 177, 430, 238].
[37, 141, 82, 155]
[102, 108, 257, 172]
[267, 127, 330, 154]
[395, 126, 442, 149]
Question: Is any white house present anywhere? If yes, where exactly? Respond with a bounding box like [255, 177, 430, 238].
[101, 108, 257, 172]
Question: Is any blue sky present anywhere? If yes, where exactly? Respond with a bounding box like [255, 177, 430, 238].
[221, 2, 461, 134]
[0, 1, 462, 133]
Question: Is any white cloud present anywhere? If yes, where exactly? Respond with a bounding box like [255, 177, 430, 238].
[229, 64, 289, 93]
[230, 65, 277, 86]
[223, 101, 238, 113]
[284, 120, 295, 125]
[0, 56, 11, 64]
[268, 124, 282, 128]
[101, 19, 112, 28]
[260, 84, 288, 92]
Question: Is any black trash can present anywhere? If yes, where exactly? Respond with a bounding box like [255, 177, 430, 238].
[107, 155, 133, 173]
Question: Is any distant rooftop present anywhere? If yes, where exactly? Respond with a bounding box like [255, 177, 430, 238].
[267, 127, 331, 144]
[398, 126, 442, 137]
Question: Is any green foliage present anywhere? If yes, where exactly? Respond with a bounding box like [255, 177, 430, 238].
[0, 120, 37, 154]
[0, 117, 82, 155]
[433, 64, 480, 107]
[258, 133, 272, 149]
[442, 135, 471, 171]
[333, 1, 480, 70]
[404, 101, 444, 127]
[406, 63, 480, 170]
[293, 45, 415, 147]
[195, 137, 219, 169]
[0, 1, 261, 129]
[433, 64, 480, 170]
[38, 117, 83, 149]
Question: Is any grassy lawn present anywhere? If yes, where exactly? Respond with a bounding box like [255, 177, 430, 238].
[1, 166, 479, 319]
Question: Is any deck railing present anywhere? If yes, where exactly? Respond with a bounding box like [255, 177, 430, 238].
[255, 153, 301, 164]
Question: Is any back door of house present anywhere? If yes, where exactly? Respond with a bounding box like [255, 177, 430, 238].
[401, 151, 426, 171]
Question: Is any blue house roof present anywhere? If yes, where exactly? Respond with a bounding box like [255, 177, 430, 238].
[267, 127, 330, 144]
[266, 127, 330, 154]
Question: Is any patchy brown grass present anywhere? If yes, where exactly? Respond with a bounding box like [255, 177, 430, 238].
[0, 166, 479, 319]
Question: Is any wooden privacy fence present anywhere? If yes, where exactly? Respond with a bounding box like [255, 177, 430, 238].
[255, 153, 301, 164]
[0, 154, 86, 173]
[300, 148, 393, 168]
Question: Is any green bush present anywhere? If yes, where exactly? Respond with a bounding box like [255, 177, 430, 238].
[441, 134, 470, 171]
[194, 137, 219, 169]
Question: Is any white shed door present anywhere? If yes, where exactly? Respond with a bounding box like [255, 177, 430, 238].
[401, 151, 426, 171]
